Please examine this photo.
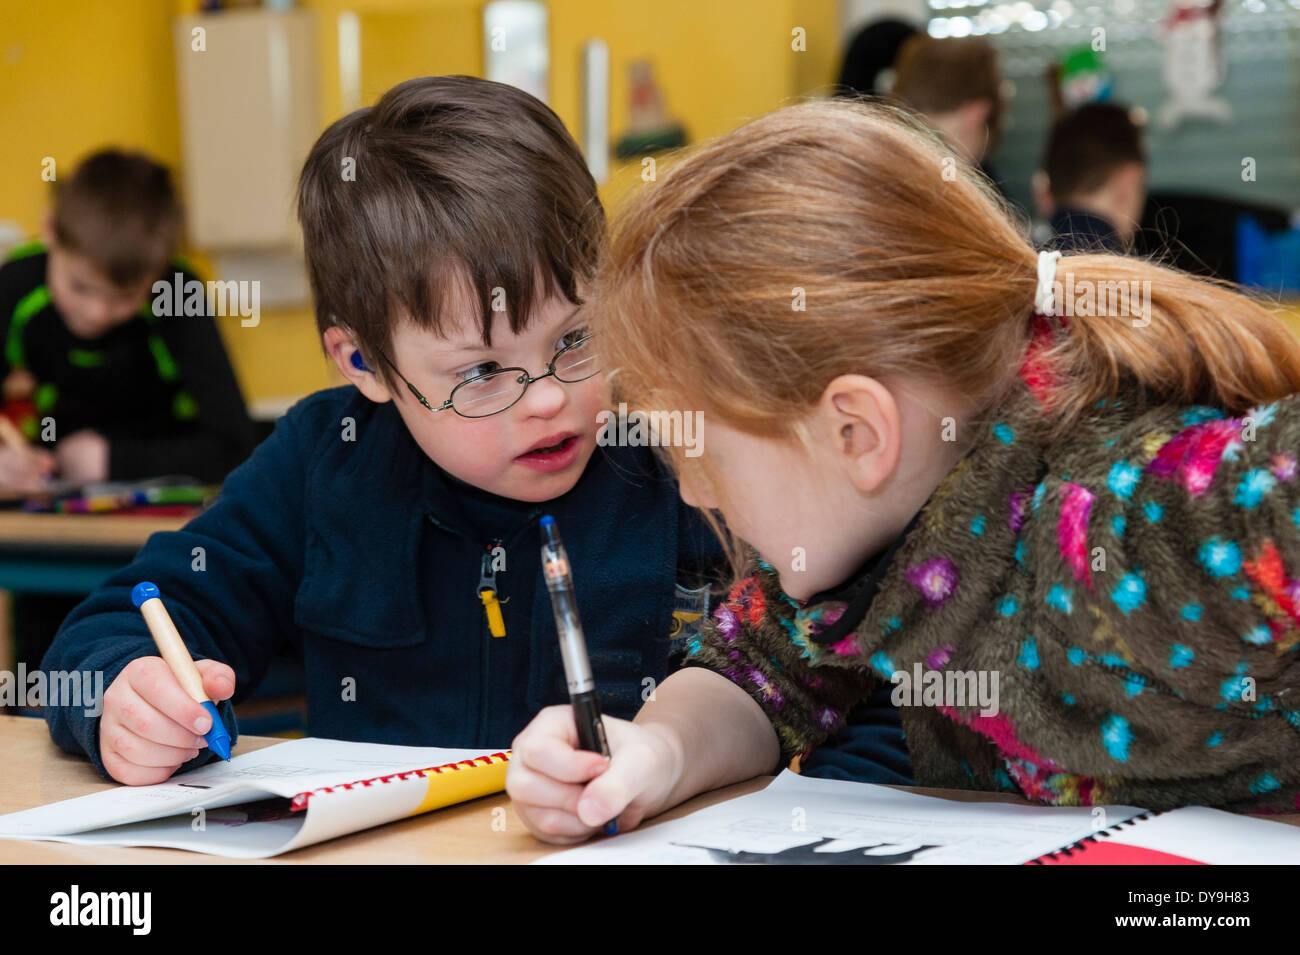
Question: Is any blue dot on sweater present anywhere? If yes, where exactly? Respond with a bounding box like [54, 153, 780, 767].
[993, 422, 1014, 444]
[1111, 571, 1147, 615]
[1046, 583, 1073, 613]
[971, 513, 986, 536]
[1062, 692, 1075, 705]
[1198, 537, 1242, 578]
[1250, 773, 1281, 795]
[1067, 646, 1088, 665]
[1180, 406, 1226, 426]
[1220, 675, 1250, 702]
[1181, 604, 1203, 622]
[1242, 625, 1272, 646]
[1231, 587, 1249, 601]
[1143, 501, 1163, 522]
[1107, 461, 1141, 500]
[1112, 514, 1126, 536]
[1101, 714, 1132, 762]
[1169, 644, 1194, 668]
[1018, 637, 1039, 669]
[869, 652, 895, 678]
[997, 595, 1018, 616]
[1124, 673, 1145, 697]
[1015, 538, 1026, 565]
[1234, 469, 1276, 509]
[1206, 732, 1222, 747]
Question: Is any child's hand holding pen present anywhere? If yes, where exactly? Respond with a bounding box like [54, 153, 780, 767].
[506, 706, 686, 845]
[99, 655, 235, 785]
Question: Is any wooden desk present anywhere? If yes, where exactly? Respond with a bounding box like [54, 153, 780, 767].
[4, 715, 1294, 864]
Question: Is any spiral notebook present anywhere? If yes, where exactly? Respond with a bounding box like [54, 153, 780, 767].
[536, 771, 1300, 865]
[0, 738, 510, 858]
[1029, 805, 1300, 865]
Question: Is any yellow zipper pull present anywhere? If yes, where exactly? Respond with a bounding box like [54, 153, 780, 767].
[479, 552, 507, 638]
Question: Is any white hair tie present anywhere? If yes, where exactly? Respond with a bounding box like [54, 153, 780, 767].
[1034, 249, 1062, 315]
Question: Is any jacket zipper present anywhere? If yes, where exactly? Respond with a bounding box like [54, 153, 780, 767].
[427, 509, 540, 749]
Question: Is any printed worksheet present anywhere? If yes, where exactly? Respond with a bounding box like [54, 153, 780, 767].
[536, 771, 1148, 865]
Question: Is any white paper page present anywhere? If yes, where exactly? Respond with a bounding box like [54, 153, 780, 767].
[536, 771, 1146, 865]
[1099, 806, 1300, 863]
[0, 737, 492, 840]
[12, 813, 309, 858]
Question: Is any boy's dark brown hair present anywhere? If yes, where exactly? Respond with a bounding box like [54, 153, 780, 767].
[51, 149, 183, 288]
[1044, 103, 1146, 202]
[297, 75, 604, 386]
[891, 35, 1004, 143]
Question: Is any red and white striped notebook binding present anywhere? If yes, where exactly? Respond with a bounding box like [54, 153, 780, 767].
[289, 752, 511, 812]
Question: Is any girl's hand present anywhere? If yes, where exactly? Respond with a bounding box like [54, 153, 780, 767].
[99, 656, 235, 785]
[507, 705, 686, 845]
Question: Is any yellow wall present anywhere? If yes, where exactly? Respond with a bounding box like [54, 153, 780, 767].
[0, 0, 839, 407]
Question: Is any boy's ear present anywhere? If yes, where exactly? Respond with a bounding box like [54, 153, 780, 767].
[40, 211, 56, 247]
[323, 326, 393, 404]
[819, 374, 901, 496]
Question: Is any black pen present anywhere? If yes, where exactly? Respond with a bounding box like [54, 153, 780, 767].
[539, 514, 618, 836]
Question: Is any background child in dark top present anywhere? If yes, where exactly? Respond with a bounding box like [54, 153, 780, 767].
[0, 149, 255, 489]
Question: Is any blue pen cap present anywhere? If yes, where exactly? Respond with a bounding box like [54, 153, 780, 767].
[540, 514, 562, 547]
[131, 581, 160, 608]
[200, 700, 232, 760]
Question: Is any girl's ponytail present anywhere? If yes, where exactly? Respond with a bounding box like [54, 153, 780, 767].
[1034, 254, 1300, 440]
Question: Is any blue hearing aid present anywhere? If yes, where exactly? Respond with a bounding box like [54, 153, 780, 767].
[351, 351, 370, 372]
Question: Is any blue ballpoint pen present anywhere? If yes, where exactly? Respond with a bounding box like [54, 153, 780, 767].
[539, 515, 618, 836]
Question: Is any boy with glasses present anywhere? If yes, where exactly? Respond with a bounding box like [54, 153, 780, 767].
[42, 76, 723, 785]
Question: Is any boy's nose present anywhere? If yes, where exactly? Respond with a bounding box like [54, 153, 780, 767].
[519, 374, 568, 417]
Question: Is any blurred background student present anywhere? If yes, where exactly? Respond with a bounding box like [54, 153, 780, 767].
[0, 149, 255, 491]
[889, 34, 1010, 197]
[1039, 103, 1148, 253]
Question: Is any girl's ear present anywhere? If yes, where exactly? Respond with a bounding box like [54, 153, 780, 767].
[820, 374, 901, 496]
[323, 326, 393, 404]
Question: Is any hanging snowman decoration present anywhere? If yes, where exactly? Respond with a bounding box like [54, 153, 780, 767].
[1158, 0, 1233, 128]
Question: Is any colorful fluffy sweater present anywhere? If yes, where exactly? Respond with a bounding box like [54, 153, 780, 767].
[686, 313, 1300, 812]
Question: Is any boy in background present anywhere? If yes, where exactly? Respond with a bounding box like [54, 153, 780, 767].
[1039, 103, 1148, 253]
[42, 76, 722, 785]
[890, 35, 1008, 195]
[0, 149, 256, 490]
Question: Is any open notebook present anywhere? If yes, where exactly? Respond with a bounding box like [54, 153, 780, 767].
[536, 771, 1300, 865]
[0, 738, 508, 858]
